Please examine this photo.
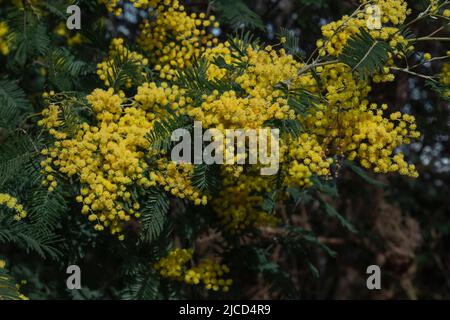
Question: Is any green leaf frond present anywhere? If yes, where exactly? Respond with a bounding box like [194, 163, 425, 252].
[339, 28, 390, 80]
[146, 114, 192, 153]
[139, 188, 170, 244]
[0, 79, 31, 129]
[211, 0, 264, 31]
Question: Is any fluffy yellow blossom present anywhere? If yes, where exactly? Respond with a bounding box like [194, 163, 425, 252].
[38, 87, 205, 236]
[155, 248, 232, 292]
[306, 102, 420, 177]
[98, 0, 122, 16]
[429, 0, 440, 14]
[285, 134, 333, 188]
[154, 248, 194, 279]
[0, 193, 27, 221]
[134, 82, 187, 115]
[37, 104, 63, 129]
[0, 21, 9, 55]
[187, 45, 298, 130]
[213, 173, 279, 232]
[187, 90, 293, 130]
[87, 88, 123, 117]
[136, 0, 218, 80]
[317, 0, 412, 82]
[149, 160, 206, 204]
[361, 0, 410, 25]
[39, 89, 154, 237]
[184, 259, 233, 292]
[235, 46, 302, 99]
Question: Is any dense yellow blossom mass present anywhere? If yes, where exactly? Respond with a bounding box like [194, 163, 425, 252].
[154, 248, 233, 292]
[38, 87, 204, 238]
[135, 0, 219, 80]
[38, 0, 428, 237]
[317, 0, 413, 83]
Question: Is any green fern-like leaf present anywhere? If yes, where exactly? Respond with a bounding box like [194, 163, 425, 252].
[0, 80, 31, 128]
[0, 222, 62, 260]
[192, 164, 221, 195]
[146, 114, 191, 153]
[339, 28, 390, 80]
[212, 0, 264, 30]
[47, 48, 94, 91]
[0, 132, 34, 184]
[27, 187, 68, 236]
[106, 47, 150, 90]
[277, 27, 303, 57]
[139, 189, 170, 243]
[320, 200, 357, 233]
[0, 266, 25, 300]
[43, 1, 71, 19]
[426, 79, 450, 102]
[345, 160, 388, 189]
[177, 58, 242, 101]
[7, 9, 50, 66]
[121, 266, 162, 300]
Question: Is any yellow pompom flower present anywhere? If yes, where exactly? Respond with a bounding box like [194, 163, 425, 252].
[0, 21, 10, 55]
[0, 193, 27, 221]
[155, 248, 233, 292]
[135, 0, 218, 80]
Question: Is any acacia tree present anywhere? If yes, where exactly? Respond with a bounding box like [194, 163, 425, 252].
[0, 0, 449, 299]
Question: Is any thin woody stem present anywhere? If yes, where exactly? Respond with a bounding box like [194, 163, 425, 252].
[390, 66, 437, 81]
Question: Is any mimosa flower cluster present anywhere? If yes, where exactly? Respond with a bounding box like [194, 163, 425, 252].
[134, 0, 219, 80]
[0, 193, 27, 221]
[285, 134, 333, 188]
[150, 160, 208, 204]
[98, 0, 122, 16]
[38, 87, 205, 238]
[0, 21, 9, 55]
[213, 173, 279, 232]
[154, 248, 233, 292]
[317, 0, 413, 83]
